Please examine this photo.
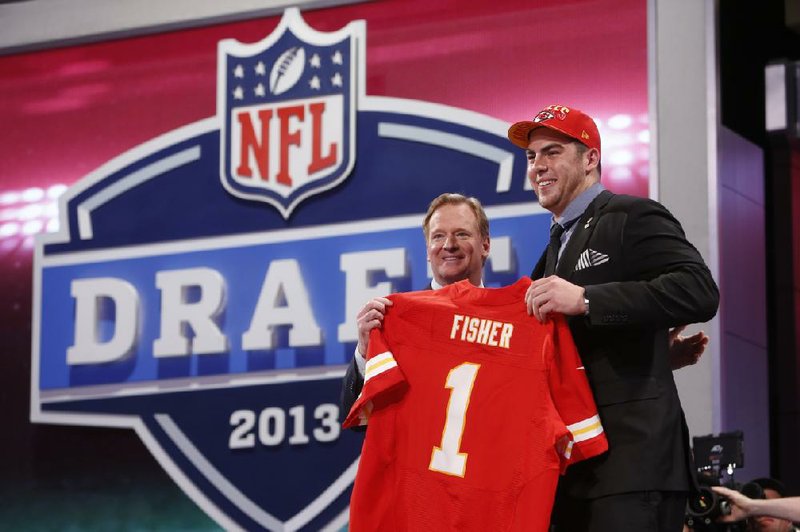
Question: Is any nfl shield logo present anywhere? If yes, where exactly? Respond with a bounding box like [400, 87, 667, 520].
[218, 10, 360, 218]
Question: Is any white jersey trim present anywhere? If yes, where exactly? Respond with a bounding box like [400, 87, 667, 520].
[364, 351, 397, 383]
[566, 414, 604, 443]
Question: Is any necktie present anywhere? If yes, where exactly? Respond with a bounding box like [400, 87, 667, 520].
[544, 223, 565, 276]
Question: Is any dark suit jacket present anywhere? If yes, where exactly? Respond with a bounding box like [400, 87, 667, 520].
[340, 355, 365, 430]
[533, 190, 719, 498]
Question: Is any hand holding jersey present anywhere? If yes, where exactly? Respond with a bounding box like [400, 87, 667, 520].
[355, 296, 393, 357]
[526, 274, 587, 321]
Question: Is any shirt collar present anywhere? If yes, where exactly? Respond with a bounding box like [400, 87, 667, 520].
[553, 182, 605, 228]
[431, 278, 484, 290]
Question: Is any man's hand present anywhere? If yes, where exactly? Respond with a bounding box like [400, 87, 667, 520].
[526, 276, 586, 322]
[711, 486, 752, 522]
[356, 297, 393, 356]
[668, 325, 709, 370]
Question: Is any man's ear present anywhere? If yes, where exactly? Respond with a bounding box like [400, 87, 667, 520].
[585, 148, 600, 172]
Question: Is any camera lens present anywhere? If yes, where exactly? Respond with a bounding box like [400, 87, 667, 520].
[687, 487, 716, 517]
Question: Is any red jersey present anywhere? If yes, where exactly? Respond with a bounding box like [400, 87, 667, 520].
[343, 278, 607, 532]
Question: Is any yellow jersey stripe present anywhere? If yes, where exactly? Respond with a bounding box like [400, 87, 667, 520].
[365, 351, 397, 383]
[567, 415, 604, 443]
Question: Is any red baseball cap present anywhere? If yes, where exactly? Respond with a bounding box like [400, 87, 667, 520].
[507, 104, 601, 156]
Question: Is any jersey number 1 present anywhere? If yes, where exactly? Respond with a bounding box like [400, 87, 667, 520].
[429, 362, 480, 477]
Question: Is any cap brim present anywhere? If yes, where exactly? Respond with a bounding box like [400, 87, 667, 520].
[508, 119, 599, 153]
[507, 121, 541, 149]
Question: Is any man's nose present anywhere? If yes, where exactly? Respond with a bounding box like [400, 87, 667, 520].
[527, 159, 546, 186]
[530, 153, 546, 173]
[443, 234, 458, 249]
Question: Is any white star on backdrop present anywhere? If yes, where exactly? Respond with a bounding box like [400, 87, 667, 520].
[331, 72, 343, 87]
[310, 54, 321, 68]
[255, 61, 266, 76]
[309, 76, 321, 90]
[234, 65, 244, 78]
[254, 83, 266, 97]
[233, 86, 244, 100]
[332, 50, 343, 65]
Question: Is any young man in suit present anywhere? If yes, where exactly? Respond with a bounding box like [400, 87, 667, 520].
[507, 104, 720, 531]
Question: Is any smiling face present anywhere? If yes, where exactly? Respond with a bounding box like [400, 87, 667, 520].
[525, 128, 600, 217]
[426, 203, 489, 287]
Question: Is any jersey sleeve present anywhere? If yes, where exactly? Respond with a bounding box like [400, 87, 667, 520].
[342, 326, 407, 429]
[546, 314, 608, 471]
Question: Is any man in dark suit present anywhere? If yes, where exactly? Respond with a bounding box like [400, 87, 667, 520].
[507, 104, 720, 531]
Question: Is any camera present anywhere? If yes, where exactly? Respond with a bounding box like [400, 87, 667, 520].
[685, 470, 735, 530]
[685, 431, 752, 531]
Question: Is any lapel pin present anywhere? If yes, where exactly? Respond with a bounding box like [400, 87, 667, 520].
[584, 216, 593, 229]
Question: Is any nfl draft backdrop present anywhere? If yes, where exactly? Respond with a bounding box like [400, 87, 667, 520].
[32, 9, 550, 531]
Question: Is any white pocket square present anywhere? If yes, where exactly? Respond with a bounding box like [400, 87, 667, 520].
[575, 248, 609, 271]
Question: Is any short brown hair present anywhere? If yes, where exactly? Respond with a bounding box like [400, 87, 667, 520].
[422, 193, 489, 241]
[572, 141, 602, 177]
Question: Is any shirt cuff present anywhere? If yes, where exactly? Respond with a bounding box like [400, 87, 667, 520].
[354, 347, 366, 378]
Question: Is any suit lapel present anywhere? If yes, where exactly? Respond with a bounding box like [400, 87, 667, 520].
[555, 190, 613, 279]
